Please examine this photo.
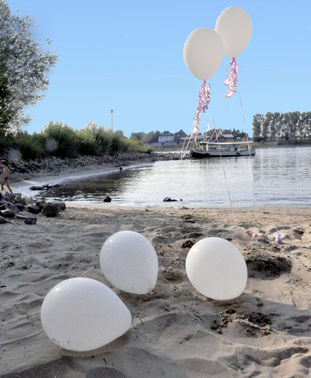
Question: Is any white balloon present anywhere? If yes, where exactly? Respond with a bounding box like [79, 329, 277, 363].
[100, 231, 158, 294]
[185, 237, 247, 300]
[183, 27, 224, 81]
[215, 6, 252, 58]
[41, 277, 131, 351]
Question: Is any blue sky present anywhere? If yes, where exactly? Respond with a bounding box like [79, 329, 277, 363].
[7, 0, 311, 137]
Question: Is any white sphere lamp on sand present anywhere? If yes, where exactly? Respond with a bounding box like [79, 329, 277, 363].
[41, 277, 132, 351]
[186, 237, 247, 301]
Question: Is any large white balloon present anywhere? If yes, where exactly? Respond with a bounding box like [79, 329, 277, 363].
[215, 6, 252, 58]
[185, 237, 247, 300]
[100, 231, 158, 294]
[41, 277, 131, 351]
[183, 27, 224, 81]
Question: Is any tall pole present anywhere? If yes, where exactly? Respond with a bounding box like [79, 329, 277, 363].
[110, 109, 114, 131]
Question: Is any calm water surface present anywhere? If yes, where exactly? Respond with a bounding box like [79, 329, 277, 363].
[46, 147, 311, 207]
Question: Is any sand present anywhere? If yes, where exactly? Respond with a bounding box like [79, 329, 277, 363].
[1, 204, 311, 377]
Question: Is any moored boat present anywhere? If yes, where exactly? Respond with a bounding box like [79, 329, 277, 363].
[191, 141, 255, 158]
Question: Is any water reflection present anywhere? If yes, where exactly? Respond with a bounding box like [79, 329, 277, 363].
[45, 147, 311, 207]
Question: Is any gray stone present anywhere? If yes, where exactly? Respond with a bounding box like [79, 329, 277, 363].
[24, 217, 37, 225]
[54, 201, 66, 211]
[163, 197, 178, 202]
[16, 203, 25, 211]
[15, 196, 27, 205]
[1, 209, 15, 218]
[27, 205, 42, 214]
[4, 202, 19, 213]
[3, 193, 15, 202]
[0, 215, 9, 224]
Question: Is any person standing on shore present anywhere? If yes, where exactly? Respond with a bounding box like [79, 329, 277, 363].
[1, 160, 13, 194]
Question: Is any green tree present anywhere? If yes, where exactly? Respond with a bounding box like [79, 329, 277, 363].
[252, 114, 262, 141]
[130, 132, 145, 141]
[0, 1, 57, 134]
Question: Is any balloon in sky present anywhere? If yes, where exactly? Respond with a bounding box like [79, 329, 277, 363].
[41, 277, 131, 351]
[215, 6, 252, 97]
[215, 6, 252, 58]
[183, 27, 224, 82]
[100, 231, 158, 294]
[181, 27, 224, 158]
[185, 237, 248, 301]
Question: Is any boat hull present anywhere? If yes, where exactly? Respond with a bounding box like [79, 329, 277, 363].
[191, 149, 256, 158]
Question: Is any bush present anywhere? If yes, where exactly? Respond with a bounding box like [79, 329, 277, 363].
[0, 134, 12, 155]
[127, 138, 153, 153]
[13, 132, 44, 160]
[0, 121, 153, 161]
[42, 122, 79, 157]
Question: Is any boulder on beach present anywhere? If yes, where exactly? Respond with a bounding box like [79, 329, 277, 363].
[3, 193, 16, 202]
[35, 201, 45, 212]
[163, 197, 178, 202]
[54, 202, 66, 211]
[15, 196, 27, 206]
[16, 203, 25, 211]
[30, 185, 50, 191]
[27, 205, 42, 215]
[0, 191, 66, 224]
[24, 217, 37, 225]
[103, 196, 112, 203]
[4, 202, 19, 214]
[0, 209, 15, 218]
[30, 186, 43, 191]
[0, 215, 9, 224]
[42, 203, 60, 217]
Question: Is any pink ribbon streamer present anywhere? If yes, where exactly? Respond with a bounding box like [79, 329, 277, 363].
[274, 231, 283, 243]
[224, 58, 238, 97]
[180, 81, 211, 159]
[251, 231, 262, 238]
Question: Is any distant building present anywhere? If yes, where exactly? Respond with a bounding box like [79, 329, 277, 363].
[158, 131, 175, 144]
[218, 132, 234, 142]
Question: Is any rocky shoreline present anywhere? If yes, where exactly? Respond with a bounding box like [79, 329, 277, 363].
[0, 192, 66, 225]
[1, 152, 182, 183]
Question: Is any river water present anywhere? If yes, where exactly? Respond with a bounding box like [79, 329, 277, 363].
[45, 146, 311, 208]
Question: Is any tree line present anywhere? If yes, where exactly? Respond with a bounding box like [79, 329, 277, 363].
[253, 112, 311, 144]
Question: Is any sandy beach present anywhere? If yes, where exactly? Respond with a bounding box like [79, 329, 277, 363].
[1, 203, 311, 377]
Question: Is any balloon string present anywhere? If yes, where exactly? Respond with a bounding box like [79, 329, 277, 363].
[213, 124, 237, 224]
[238, 93, 268, 239]
[181, 81, 211, 159]
[224, 58, 238, 97]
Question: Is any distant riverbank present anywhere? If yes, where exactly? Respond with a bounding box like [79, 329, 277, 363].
[254, 141, 311, 148]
